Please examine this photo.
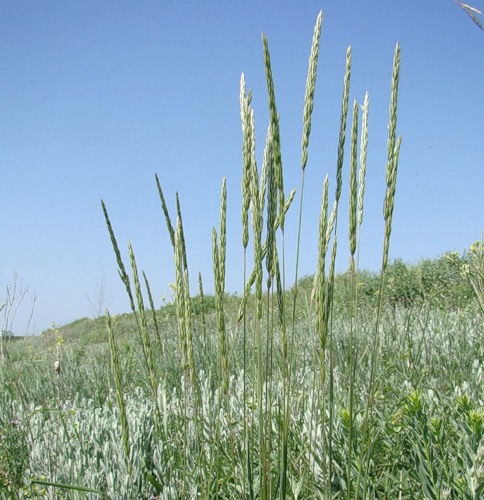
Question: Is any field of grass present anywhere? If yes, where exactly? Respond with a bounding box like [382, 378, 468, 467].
[1, 13, 483, 499]
[1, 268, 482, 498]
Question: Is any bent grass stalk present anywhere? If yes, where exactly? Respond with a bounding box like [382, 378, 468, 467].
[30, 478, 109, 497]
[155, 173, 175, 247]
[101, 200, 136, 313]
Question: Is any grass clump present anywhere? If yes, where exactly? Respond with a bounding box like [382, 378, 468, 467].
[0, 11, 482, 499]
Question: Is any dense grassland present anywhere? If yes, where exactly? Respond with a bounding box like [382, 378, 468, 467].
[0, 265, 482, 498]
[1, 13, 483, 499]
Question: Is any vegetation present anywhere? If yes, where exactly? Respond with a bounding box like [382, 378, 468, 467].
[1, 12, 483, 499]
[455, 0, 483, 29]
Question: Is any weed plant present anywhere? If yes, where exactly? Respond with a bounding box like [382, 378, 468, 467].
[1, 12, 483, 499]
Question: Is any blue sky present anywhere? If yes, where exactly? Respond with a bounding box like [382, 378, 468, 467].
[1, 1, 483, 334]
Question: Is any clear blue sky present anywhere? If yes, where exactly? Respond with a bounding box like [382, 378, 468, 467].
[2, 1, 483, 334]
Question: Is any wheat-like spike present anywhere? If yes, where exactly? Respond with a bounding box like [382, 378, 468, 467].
[101, 200, 136, 313]
[262, 115, 276, 283]
[349, 99, 359, 261]
[183, 267, 195, 385]
[385, 45, 401, 201]
[243, 106, 259, 322]
[383, 136, 402, 270]
[219, 178, 227, 288]
[128, 242, 156, 395]
[266, 146, 277, 284]
[237, 231, 287, 322]
[258, 122, 270, 217]
[357, 92, 369, 229]
[240, 195, 304, 318]
[237, 135, 266, 324]
[386, 44, 401, 187]
[237, 267, 257, 322]
[456, 1, 483, 29]
[262, 35, 285, 231]
[275, 153, 285, 231]
[301, 11, 323, 172]
[198, 272, 208, 343]
[321, 176, 330, 251]
[311, 269, 319, 309]
[361, 46, 403, 485]
[176, 193, 189, 274]
[155, 174, 175, 249]
[247, 122, 267, 319]
[212, 227, 228, 392]
[335, 46, 352, 204]
[259, 38, 282, 483]
[323, 236, 338, 345]
[211, 230, 220, 323]
[347, 101, 360, 497]
[262, 35, 282, 180]
[275, 189, 297, 229]
[314, 176, 330, 332]
[240, 73, 246, 127]
[249, 108, 257, 189]
[174, 218, 187, 373]
[106, 311, 131, 473]
[382, 44, 402, 272]
[347, 97, 362, 495]
[254, 232, 263, 321]
[241, 74, 252, 250]
[143, 270, 163, 361]
[217, 177, 228, 390]
[326, 200, 338, 249]
[274, 247, 284, 326]
[283, 188, 296, 216]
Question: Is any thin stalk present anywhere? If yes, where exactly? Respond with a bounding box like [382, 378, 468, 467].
[326, 236, 338, 496]
[359, 43, 401, 495]
[106, 311, 131, 477]
[143, 271, 164, 364]
[346, 99, 359, 499]
[283, 12, 323, 499]
[30, 479, 108, 497]
[197, 273, 209, 358]
[128, 242, 157, 399]
[324, 46, 352, 495]
[240, 71, 255, 499]
[213, 178, 228, 394]
[349, 91, 369, 499]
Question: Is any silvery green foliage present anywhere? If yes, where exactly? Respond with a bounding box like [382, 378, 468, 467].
[20, 388, 155, 498]
[1, 305, 481, 497]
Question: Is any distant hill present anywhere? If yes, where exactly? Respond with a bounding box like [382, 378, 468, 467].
[39, 251, 480, 343]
